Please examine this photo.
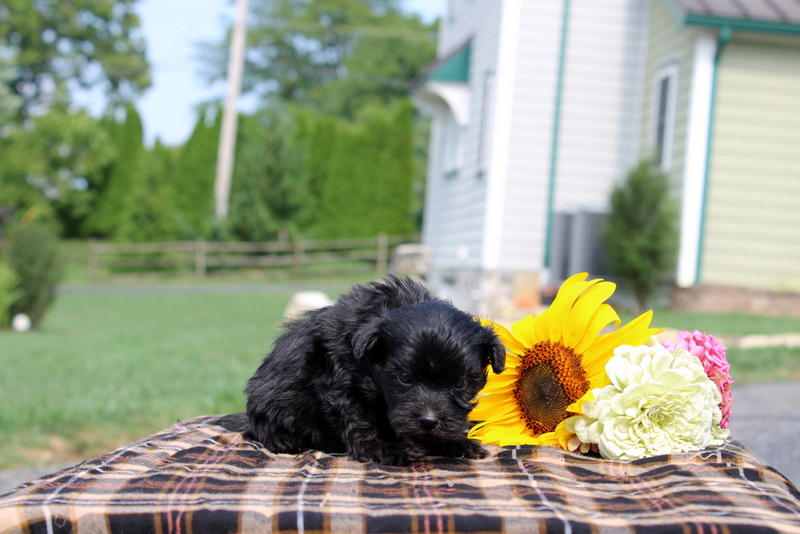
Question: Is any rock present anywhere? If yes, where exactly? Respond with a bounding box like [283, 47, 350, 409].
[283, 291, 333, 320]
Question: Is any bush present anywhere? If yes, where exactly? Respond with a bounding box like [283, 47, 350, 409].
[602, 161, 678, 312]
[302, 102, 416, 239]
[0, 261, 21, 327]
[5, 223, 63, 328]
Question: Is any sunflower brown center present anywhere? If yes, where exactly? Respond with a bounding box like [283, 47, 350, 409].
[513, 341, 591, 435]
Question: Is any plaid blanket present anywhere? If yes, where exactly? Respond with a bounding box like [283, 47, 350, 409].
[2, 415, 800, 534]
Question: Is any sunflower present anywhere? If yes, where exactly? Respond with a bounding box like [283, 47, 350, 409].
[468, 272, 661, 448]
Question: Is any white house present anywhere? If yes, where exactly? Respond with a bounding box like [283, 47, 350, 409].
[412, 0, 800, 317]
[412, 0, 650, 316]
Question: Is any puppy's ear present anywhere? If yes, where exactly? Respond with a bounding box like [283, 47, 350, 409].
[482, 336, 506, 375]
[352, 317, 385, 362]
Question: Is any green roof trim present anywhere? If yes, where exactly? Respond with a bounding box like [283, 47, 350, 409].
[685, 14, 800, 36]
[428, 44, 471, 83]
[410, 41, 471, 92]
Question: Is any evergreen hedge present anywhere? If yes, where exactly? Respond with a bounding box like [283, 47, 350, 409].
[170, 109, 222, 238]
[301, 102, 416, 239]
[83, 105, 147, 238]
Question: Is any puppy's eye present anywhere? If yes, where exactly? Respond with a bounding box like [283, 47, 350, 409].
[398, 372, 413, 385]
[453, 377, 468, 390]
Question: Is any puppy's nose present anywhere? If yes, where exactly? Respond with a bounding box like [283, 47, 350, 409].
[419, 414, 439, 430]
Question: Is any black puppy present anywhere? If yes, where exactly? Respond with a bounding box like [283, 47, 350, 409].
[243, 275, 505, 465]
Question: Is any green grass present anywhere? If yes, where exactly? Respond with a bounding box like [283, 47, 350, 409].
[642, 308, 800, 337]
[0, 290, 295, 469]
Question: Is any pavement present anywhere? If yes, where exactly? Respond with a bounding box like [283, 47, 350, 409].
[726, 380, 800, 486]
[1, 380, 798, 495]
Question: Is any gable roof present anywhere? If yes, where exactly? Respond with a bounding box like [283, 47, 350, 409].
[670, 0, 800, 34]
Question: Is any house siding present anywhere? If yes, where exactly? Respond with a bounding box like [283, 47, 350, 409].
[554, 0, 649, 214]
[701, 39, 800, 290]
[492, 0, 649, 274]
[641, 0, 696, 195]
[421, 0, 504, 272]
[492, 0, 564, 272]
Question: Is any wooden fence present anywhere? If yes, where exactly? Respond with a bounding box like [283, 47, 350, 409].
[87, 234, 421, 280]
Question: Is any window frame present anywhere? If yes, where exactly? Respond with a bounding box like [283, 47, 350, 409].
[651, 62, 679, 171]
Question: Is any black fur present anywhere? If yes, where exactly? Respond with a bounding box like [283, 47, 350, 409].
[243, 275, 505, 465]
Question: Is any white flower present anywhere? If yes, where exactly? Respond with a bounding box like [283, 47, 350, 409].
[566, 340, 730, 460]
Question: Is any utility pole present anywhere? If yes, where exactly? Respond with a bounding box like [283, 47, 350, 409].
[214, 0, 248, 220]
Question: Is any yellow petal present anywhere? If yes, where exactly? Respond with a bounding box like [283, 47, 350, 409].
[502, 352, 521, 368]
[584, 366, 612, 389]
[562, 281, 617, 348]
[499, 433, 545, 446]
[481, 319, 528, 356]
[534, 307, 552, 343]
[479, 373, 518, 393]
[566, 390, 594, 413]
[470, 410, 526, 429]
[470, 398, 518, 420]
[574, 303, 620, 354]
[469, 415, 528, 438]
[536, 431, 560, 448]
[589, 310, 659, 361]
[510, 314, 541, 348]
[553, 421, 575, 449]
[548, 275, 595, 343]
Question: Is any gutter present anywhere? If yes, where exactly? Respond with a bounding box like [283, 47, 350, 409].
[685, 15, 800, 37]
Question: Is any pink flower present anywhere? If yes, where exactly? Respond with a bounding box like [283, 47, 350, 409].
[663, 330, 733, 429]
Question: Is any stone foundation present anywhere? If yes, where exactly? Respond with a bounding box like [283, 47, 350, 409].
[670, 284, 800, 317]
[426, 268, 541, 323]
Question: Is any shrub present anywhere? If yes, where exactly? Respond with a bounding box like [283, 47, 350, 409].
[0, 261, 21, 327]
[602, 160, 678, 312]
[5, 223, 63, 328]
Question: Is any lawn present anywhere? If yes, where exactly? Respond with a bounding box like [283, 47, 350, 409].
[2, 281, 800, 470]
[0, 288, 305, 469]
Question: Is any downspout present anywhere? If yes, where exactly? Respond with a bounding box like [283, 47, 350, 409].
[694, 25, 731, 283]
[543, 0, 571, 270]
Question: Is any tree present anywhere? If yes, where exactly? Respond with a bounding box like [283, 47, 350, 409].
[226, 108, 306, 241]
[199, 0, 436, 118]
[602, 161, 678, 312]
[82, 104, 147, 238]
[196, 0, 435, 240]
[0, 108, 116, 235]
[168, 108, 222, 238]
[306, 102, 416, 239]
[114, 139, 179, 242]
[0, 38, 23, 125]
[0, 0, 150, 117]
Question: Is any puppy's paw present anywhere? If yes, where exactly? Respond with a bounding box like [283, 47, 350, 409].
[435, 438, 487, 460]
[350, 439, 412, 466]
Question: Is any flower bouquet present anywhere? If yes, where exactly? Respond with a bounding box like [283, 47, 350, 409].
[469, 273, 733, 461]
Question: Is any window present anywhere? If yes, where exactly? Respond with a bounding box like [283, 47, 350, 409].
[652, 63, 678, 170]
[440, 112, 465, 177]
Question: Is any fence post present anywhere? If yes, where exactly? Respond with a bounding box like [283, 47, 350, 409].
[195, 239, 207, 278]
[88, 239, 98, 281]
[376, 233, 389, 275]
[293, 239, 304, 277]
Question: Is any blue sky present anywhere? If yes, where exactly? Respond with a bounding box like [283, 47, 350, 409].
[131, 0, 445, 146]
